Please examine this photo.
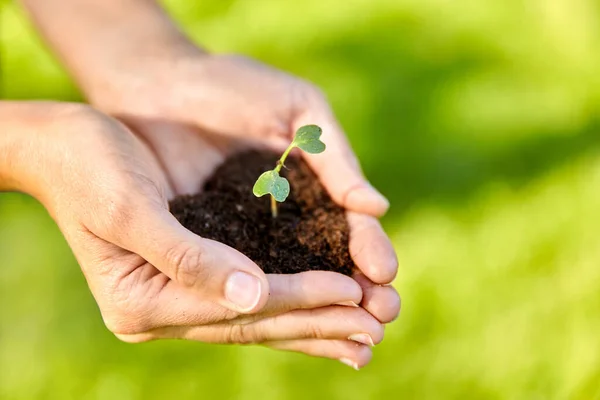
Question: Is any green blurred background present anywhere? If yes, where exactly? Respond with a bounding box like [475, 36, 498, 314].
[2, 0, 600, 398]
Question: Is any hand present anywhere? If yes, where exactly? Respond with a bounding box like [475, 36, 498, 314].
[7, 102, 387, 368]
[90, 53, 391, 216]
[85, 50, 401, 328]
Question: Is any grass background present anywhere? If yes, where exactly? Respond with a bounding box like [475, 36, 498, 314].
[2, 0, 600, 398]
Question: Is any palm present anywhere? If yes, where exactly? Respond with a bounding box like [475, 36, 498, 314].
[128, 118, 280, 199]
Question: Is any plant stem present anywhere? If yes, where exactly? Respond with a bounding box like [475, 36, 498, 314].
[270, 194, 278, 218]
[269, 142, 295, 219]
[274, 143, 296, 173]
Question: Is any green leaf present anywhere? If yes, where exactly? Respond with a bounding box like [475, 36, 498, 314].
[292, 124, 326, 154]
[252, 170, 290, 202]
[297, 140, 326, 154]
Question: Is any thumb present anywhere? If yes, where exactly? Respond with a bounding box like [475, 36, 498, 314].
[293, 100, 389, 217]
[109, 199, 270, 314]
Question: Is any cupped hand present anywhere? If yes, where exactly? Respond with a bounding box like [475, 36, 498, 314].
[22, 103, 388, 368]
[85, 50, 401, 330]
[119, 116, 400, 367]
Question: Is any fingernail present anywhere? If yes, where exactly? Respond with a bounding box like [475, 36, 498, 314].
[335, 301, 359, 307]
[225, 271, 262, 312]
[339, 358, 360, 371]
[348, 333, 374, 347]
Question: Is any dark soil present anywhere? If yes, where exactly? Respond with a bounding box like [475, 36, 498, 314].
[169, 150, 354, 276]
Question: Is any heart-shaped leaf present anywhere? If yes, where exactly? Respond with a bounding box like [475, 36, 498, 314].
[293, 124, 326, 154]
[252, 170, 290, 202]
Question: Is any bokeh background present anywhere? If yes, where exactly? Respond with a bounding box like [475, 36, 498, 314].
[2, 0, 600, 398]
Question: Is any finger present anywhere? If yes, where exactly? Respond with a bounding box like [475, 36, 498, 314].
[259, 271, 363, 316]
[353, 273, 401, 324]
[139, 271, 363, 329]
[347, 212, 398, 284]
[293, 98, 389, 217]
[147, 306, 384, 345]
[107, 201, 270, 315]
[265, 340, 373, 370]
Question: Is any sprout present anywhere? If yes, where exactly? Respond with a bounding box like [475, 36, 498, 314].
[253, 124, 326, 217]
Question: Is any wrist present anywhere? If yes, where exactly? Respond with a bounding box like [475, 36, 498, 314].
[0, 101, 44, 194]
[0, 101, 84, 200]
[85, 42, 208, 113]
[80, 16, 203, 102]
[22, 0, 206, 102]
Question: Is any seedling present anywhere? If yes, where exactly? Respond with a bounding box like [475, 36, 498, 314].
[253, 124, 326, 218]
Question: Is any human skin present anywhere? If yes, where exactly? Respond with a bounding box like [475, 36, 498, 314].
[0, 101, 399, 369]
[18, 0, 401, 367]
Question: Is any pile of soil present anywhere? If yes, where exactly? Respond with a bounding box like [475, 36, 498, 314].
[169, 150, 354, 276]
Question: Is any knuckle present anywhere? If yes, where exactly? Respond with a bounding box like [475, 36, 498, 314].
[304, 311, 325, 339]
[166, 242, 206, 287]
[307, 322, 325, 339]
[225, 324, 259, 344]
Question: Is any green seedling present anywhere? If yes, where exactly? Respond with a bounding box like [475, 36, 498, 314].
[253, 124, 326, 218]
